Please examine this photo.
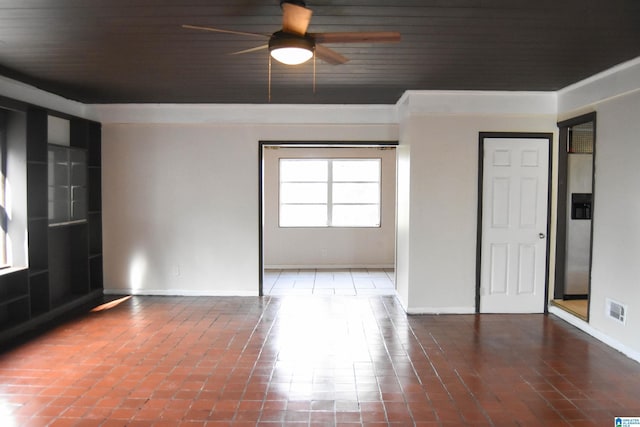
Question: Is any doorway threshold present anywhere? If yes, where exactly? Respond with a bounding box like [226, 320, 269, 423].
[550, 299, 588, 321]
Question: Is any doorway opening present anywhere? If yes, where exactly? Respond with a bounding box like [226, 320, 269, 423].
[258, 142, 398, 296]
[551, 113, 596, 321]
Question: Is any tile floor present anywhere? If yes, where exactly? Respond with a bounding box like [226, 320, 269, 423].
[1, 295, 640, 426]
[263, 269, 396, 296]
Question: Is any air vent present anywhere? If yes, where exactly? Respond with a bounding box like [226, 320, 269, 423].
[606, 298, 627, 324]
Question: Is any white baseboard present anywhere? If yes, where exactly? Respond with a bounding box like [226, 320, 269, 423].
[405, 306, 476, 315]
[104, 288, 257, 297]
[549, 306, 640, 364]
[264, 264, 395, 270]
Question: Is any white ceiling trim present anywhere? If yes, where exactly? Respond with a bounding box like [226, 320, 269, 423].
[0, 75, 86, 118]
[85, 103, 399, 125]
[396, 90, 557, 118]
[557, 56, 640, 114]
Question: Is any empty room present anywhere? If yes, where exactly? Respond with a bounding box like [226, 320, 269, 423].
[0, 1, 640, 426]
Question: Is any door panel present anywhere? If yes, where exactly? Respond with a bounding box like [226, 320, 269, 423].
[480, 137, 549, 313]
[520, 178, 538, 226]
[518, 244, 536, 294]
[489, 244, 508, 294]
[492, 178, 510, 227]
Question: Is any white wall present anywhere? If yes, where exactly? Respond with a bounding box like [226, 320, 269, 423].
[263, 146, 396, 269]
[95, 106, 398, 296]
[102, 124, 260, 296]
[555, 57, 640, 361]
[96, 96, 560, 304]
[396, 92, 558, 313]
[589, 90, 640, 352]
[558, 55, 640, 360]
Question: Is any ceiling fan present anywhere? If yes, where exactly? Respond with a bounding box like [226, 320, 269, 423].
[182, 0, 401, 66]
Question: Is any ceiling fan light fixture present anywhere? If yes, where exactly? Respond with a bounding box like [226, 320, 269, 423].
[269, 31, 315, 65]
[271, 47, 313, 65]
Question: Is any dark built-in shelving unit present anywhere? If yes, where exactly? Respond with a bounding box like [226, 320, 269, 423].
[0, 105, 102, 344]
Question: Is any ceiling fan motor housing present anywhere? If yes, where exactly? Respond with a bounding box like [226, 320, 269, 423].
[269, 30, 315, 52]
[280, 0, 307, 8]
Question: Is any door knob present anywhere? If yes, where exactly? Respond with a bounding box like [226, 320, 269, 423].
[539, 233, 546, 239]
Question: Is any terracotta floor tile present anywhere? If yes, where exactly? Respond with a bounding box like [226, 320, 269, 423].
[59, 406, 89, 418]
[48, 419, 82, 427]
[1, 295, 640, 426]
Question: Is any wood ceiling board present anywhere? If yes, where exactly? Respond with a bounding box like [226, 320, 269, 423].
[0, 0, 638, 104]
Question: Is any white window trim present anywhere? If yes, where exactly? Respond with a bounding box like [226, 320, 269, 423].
[0, 112, 7, 268]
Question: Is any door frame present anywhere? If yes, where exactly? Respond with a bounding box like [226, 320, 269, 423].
[554, 112, 596, 320]
[475, 132, 554, 313]
[258, 140, 399, 297]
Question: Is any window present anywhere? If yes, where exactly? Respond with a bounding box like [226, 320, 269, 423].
[279, 158, 381, 227]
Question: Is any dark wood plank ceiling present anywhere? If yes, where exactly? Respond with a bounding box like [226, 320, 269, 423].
[0, 0, 638, 104]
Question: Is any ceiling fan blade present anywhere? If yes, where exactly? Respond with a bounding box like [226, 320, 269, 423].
[315, 44, 349, 65]
[182, 24, 269, 39]
[311, 31, 401, 44]
[281, 2, 313, 36]
[229, 44, 269, 55]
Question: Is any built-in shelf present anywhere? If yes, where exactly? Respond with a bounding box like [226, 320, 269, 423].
[28, 219, 48, 273]
[28, 269, 49, 277]
[51, 293, 89, 310]
[27, 162, 47, 219]
[0, 307, 30, 329]
[0, 293, 29, 306]
[0, 269, 30, 327]
[89, 256, 103, 290]
[48, 145, 88, 225]
[0, 107, 103, 345]
[49, 220, 88, 228]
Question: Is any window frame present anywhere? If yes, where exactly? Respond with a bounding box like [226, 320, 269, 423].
[278, 157, 382, 228]
[0, 110, 7, 268]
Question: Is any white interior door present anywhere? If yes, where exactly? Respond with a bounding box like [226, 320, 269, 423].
[480, 137, 549, 313]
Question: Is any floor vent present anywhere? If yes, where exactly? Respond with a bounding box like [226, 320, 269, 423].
[606, 298, 626, 324]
